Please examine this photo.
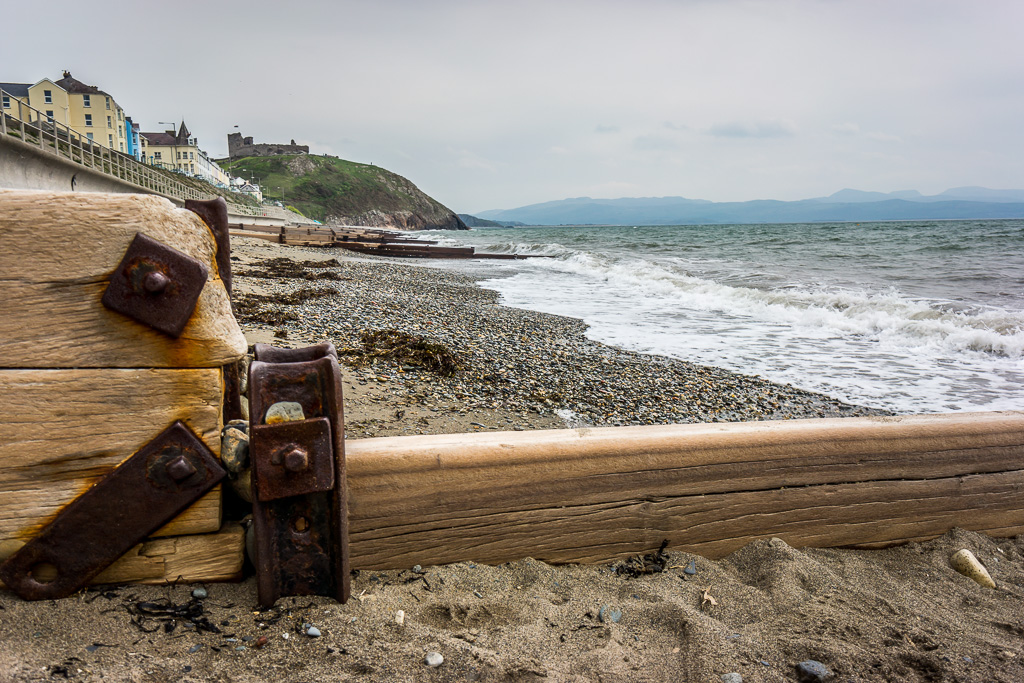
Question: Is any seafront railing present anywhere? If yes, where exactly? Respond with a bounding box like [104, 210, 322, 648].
[1, 88, 315, 224]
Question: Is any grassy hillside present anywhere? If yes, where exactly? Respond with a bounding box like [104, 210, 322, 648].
[220, 155, 465, 230]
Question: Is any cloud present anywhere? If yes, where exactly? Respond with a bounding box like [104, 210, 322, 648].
[633, 134, 680, 151]
[451, 148, 498, 171]
[831, 122, 861, 135]
[707, 120, 797, 138]
[594, 124, 619, 133]
[831, 123, 901, 143]
[663, 121, 689, 131]
[864, 131, 902, 143]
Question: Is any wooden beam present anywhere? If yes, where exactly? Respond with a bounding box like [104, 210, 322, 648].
[344, 411, 1024, 568]
[0, 189, 247, 368]
[0, 368, 224, 546]
[0, 524, 245, 587]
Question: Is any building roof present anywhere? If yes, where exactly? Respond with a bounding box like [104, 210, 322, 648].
[140, 131, 178, 145]
[0, 83, 31, 97]
[141, 120, 194, 147]
[54, 71, 111, 98]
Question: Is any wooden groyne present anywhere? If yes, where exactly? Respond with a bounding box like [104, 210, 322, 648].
[229, 223, 538, 259]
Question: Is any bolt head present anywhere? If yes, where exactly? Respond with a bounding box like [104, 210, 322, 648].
[283, 447, 309, 473]
[166, 454, 197, 482]
[143, 270, 170, 293]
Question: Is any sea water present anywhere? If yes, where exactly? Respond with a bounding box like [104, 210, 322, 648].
[419, 220, 1024, 414]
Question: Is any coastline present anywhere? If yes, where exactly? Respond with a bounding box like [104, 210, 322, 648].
[229, 236, 892, 441]
[2, 238, 1022, 683]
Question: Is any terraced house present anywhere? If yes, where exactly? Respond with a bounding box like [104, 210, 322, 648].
[139, 121, 229, 185]
[0, 71, 130, 153]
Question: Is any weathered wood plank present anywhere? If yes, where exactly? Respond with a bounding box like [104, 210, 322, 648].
[0, 524, 244, 587]
[0, 189, 247, 368]
[0, 368, 224, 544]
[345, 411, 1024, 568]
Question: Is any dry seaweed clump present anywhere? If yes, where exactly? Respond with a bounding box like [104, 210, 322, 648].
[341, 329, 461, 376]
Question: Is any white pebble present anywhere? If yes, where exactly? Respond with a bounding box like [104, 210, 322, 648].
[950, 548, 996, 588]
[395, 610, 405, 626]
[265, 401, 305, 424]
[424, 651, 444, 667]
[306, 626, 321, 637]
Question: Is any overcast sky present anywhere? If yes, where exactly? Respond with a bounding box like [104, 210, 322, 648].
[4, 0, 1023, 213]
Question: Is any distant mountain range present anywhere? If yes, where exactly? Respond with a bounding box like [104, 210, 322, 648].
[475, 187, 1024, 225]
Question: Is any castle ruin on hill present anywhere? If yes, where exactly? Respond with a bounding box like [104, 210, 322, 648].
[227, 132, 308, 159]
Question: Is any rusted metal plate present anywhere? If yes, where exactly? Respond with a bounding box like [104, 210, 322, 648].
[185, 197, 231, 294]
[251, 417, 334, 502]
[0, 421, 225, 600]
[101, 232, 208, 337]
[253, 341, 337, 364]
[249, 351, 349, 608]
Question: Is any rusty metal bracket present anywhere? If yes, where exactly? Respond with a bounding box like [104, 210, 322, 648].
[185, 197, 231, 295]
[249, 343, 349, 608]
[101, 232, 208, 337]
[0, 421, 225, 600]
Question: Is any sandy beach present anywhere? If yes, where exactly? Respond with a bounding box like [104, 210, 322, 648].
[1, 237, 1022, 683]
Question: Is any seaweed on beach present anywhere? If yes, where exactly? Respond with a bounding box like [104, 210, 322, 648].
[340, 329, 461, 377]
[123, 598, 221, 635]
[231, 293, 299, 326]
[614, 539, 670, 578]
[236, 257, 347, 281]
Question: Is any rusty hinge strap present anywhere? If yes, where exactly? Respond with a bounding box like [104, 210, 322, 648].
[249, 343, 349, 608]
[185, 197, 231, 295]
[0, 422, 225, 600]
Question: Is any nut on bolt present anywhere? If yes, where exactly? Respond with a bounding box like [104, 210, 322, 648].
[166, 454, 197, 482]
[282, 446, 309, 473]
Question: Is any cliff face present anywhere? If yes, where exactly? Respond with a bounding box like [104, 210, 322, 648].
[220, 155, 467, 231]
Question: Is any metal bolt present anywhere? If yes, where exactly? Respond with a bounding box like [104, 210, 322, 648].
[143, 270, 170, 293]
[283, 446, 309, 473]
[166, 454, 197, 482]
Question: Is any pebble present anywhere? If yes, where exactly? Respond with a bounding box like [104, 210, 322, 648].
[233, 249, 892, 441]
[795, 659, 831, 682]
[412, 564, 423, 574]
[950, 549, 996, 588]
[232, 468, 253, 503]
[424, 651, 444, 667]
[265, 401, 306, 424]
[191, 587, 208, 599]
[187, 644, 203, 653]
[306, 626, 321, 638]
[598, 605, 622, 623]
[683, 560, 697, 575]
[395, 610, 405, 626]
[720, 674, 743, 683]
[220, 427, 250, 473]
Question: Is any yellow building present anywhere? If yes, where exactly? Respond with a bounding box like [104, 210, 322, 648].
[140, 121, 201, 174]
[1, 71, 130, 153]
[140, 121, 229, 185]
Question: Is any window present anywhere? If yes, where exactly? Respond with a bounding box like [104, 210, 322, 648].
[154, 151, 161, 159]
[44, 90, 52, 104]
[105, 97, 110, 109]
[120, 143, 124, 152]
[108, 134, 113, 146]
[82, 94, 90, 107]
[106, 116, 111, 128]
[84, 114, 92, 126]
[86, 132, 93, 141]
[2, 95, 9, 108]
[190, 152, 194, 159]
[46, 110, 54, 121]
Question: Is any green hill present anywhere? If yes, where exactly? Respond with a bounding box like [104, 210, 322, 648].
[219, 155, 466, 230]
